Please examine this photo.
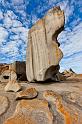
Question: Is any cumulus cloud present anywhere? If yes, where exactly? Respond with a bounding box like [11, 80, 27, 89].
[59, 21, 82, 73]
[60, 53, 82, 73]
[0, 8, 28, 63]
[58, 1, 74, 24]
[0, 27, 8, 46]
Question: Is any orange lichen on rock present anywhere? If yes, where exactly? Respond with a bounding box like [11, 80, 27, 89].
[4, 99, 53, 124]
[56, 99, 72, 124]
[16, 87, 38, 99]
[4, 113, 36, 124]
[43, 90, 72, 124]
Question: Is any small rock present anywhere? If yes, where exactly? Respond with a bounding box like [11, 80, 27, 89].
[16, 87, 38, 100]
[4, 99, 53, 124]
[4, 80, 21, 92]
[0, 96, 9, 115]
[62, 69, 76, 78]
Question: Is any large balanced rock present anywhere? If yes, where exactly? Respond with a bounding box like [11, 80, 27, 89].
[26, 6, 65, 82]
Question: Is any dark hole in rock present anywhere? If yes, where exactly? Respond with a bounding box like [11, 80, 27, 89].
[17, 73, 27, 81]
[44, 65, 60, 81]
[3, 76, 9, 79]
[17, 74, 22, 80]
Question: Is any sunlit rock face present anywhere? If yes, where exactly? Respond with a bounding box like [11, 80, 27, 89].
[26, 6, 65, 82]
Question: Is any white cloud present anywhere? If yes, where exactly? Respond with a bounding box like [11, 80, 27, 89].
[0, 8, 28, 63]
[5, 11, 17, 20]
[59, 22, 82, 57]
[13, 0, 24, 5]
[60, 53, 82, 73]
[0, 11, 3, 19]
[0, 27, 8, 46]
[59, 22, 82, 73]
[57, 0, 74, 24]
[12, 20, 22, 27]
[3, 16, 13, 28]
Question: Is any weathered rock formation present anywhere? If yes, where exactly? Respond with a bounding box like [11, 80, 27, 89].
[16, 87, 38, 100]
[26, 6, 65, 82]
[2, 85, 82, 124]
[4, 99, 53, 124]
[0, 64, 10, 83]
[0, 70, 10, 83]
[4, 70, 21, 92]
[62, 69, 76, 78]
[0, 61, 27, 83]
[0, 64, 9, 75]
[9, 61, 27, 81]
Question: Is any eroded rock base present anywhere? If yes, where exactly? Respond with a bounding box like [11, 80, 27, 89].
[0, 79, 82, 124]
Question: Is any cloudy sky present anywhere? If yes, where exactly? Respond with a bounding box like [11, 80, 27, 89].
[0, 0, 82, 73]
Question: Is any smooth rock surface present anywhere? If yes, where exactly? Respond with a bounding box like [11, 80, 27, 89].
[4, 114, 36, 124]
[16, 87, 38, 99]
[0, 96, 9, 116]
[62, 91, 82, 107]
[4, 99, 53, 124]
[26, 6, 65, 82]
[4, 80, 21, 92]
[4, 70, 21, 92]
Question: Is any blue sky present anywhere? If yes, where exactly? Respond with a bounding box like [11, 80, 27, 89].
[0, 0, 82, 73]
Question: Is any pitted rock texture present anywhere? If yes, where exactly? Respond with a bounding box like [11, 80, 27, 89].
[26, 6, 65, 82]
[4, 99, 53, 124]
[0, 70, 10, 83]
[16, 87, 38, 100]
[0, 64, 9, 75]
[0, 69, 17, 84]
[0, 96, 9, 116]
